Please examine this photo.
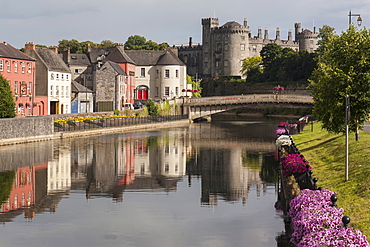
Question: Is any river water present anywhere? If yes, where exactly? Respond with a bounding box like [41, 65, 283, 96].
[0, 115, 291, 247]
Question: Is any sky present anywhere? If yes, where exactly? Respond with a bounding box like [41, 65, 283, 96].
[2, 0, 370, 49]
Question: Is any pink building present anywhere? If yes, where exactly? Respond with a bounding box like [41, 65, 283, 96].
[0, 42, 47, 117]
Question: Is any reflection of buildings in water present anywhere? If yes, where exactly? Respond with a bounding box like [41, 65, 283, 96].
[1, 167, 35, 213]
[48, 143, 71, 192]
[197, 146, 267, 206]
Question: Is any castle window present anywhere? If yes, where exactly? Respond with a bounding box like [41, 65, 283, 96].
[216, 61, 219, 67]
[225, 45, 228, 51]
[224, 60, 229, 67]
[252, 45, 257, 52]
[310, 40, 314, 44]
[241, 36, 245, 41]
[241, 44, 245, 51]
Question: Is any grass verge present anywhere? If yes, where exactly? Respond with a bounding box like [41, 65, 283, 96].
[292, 122, 370, 237]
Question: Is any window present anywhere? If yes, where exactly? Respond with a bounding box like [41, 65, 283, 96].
[66, 74, 69, 80]
[61, 86, 64, 97]
[56, 86, 59, 96]
[28, 82, 32, 94]
[216, 61, 219, 67]
[140, 68, 145, 77]
[224, 45, 228, 51]
[156, 87, 159, 96]
[13, 61, 18, 73]
[156, 70, 159, 79]
[50, 85, 53, 96]
[165, 87, 169, 96]
[14, 81, 18, 95]
[66, 86, 69, 97]
[241, 36, 245, 41]
[241, 44, 245, 51]
[0, 59, 3, 71]
[176, 70, 179, 78]
[75, 69, 82, 74]
[175, 87, 179, 96]
[310, 40, 314, 44]
[61, 74, 64, 80]
[27, 63, 32, 73]
[56, 74, 59, 80]
[21, 62, 25, 73]
[224, 60, 229, 67]
[51, 73, 55, 80]
[6, 60, 10, 72]
[252, 45, 257, 52]
[164, 69, 169, 78]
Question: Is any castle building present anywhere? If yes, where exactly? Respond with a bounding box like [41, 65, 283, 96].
[177, 18, 318, 79]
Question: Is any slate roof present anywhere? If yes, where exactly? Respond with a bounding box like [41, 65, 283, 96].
[35, 47, 71, 73]
[222, 21, 242, 27]
[87, 47, 114, 63]
[125, 49, 185, 66]
[106, 61, 127, 75]
[60, 53, 91, 66]
[0, 42, 35, 61]
[71, 80, 93, 93]
[106, 46, 136, 65]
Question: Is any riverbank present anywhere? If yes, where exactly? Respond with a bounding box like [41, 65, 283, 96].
[292, 122, 370, 237]
[0, 119, 190, 146]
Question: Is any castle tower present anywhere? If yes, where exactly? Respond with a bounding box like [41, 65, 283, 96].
[294, 23, 318, 53]
[276, 28, 280, 40]
[264, 28, 269, 40]
[202, 18, 219, 77]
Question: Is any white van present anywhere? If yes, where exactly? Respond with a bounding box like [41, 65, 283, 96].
[124, 103, 134, 110]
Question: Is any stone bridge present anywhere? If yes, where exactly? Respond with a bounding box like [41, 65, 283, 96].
[177, 94, 313, 121]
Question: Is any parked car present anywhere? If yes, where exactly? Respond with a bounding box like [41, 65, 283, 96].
[134, 102, 143, 109]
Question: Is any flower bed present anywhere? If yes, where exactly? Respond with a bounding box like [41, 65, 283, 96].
[289, 189, 369, 247]
[280, 153, 310, 177]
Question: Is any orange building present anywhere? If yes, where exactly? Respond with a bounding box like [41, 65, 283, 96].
[0, 42, 47, 117]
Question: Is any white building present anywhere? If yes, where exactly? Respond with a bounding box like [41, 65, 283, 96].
[125, 49, 187, 100]
[25, 43, 72, 114]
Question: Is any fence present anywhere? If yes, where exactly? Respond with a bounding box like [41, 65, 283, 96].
[54, 114, 189, 132]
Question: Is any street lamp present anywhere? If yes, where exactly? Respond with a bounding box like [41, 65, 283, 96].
[348, 10, 362, 27]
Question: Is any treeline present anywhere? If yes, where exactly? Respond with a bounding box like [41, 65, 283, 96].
[21, 35, 169, 54]
[242, 43, 317, 83]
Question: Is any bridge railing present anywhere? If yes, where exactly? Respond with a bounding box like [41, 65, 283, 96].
[183, 94, 313, 106]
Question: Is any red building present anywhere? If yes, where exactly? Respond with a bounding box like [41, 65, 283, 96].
[0, 42, 47, 117]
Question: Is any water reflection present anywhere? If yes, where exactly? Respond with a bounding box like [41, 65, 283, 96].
[0, 119, 285, 246]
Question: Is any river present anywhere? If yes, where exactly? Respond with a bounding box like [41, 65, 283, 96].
[0, 115, 293, 247]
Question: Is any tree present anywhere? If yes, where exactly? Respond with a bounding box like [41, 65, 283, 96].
[309, 25, 370, 140]
[0, 74, 16, 118]
[124, 35, 169, 51]
[240, 56, 263, 78]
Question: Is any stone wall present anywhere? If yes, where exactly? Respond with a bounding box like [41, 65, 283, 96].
[0, 116, 54, 140]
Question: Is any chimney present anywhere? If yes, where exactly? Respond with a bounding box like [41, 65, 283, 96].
[189, 37, 193, 47]
[25, 42, 36, 51]
[49, 46, 58, 54]
[258, 27, 262, 39]
[244, 18, 248, 26]
[63, 48, 71, 64]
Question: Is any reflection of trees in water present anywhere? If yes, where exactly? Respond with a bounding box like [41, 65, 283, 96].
[0, 170, 15, 206]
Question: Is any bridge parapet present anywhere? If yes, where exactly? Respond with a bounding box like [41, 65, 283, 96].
[184, 94, 313, 106]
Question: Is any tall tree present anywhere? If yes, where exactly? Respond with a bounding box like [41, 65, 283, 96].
[309, 25, 370, 140]
[240, 56, 263, 78]
[0, 74, 16, 118]
[124, 35, 169, 50]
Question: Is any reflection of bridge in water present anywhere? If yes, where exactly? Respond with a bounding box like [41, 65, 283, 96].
[179, 94, 313, 120]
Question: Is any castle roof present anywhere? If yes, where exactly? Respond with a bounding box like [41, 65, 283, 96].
[222, 21, 242, 27]
[0, 42, 35, 61]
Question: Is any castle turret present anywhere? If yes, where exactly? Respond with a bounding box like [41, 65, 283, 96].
[258, 27, 262, 39]
[294, 23, 318, 52]
[276, 28, 280, 40]
[264, 28, 269, 40]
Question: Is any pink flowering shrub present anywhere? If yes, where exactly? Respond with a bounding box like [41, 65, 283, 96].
[289, 189, 370, 247]
[280, 154, 310, 177]
[275, 127, 289, 138]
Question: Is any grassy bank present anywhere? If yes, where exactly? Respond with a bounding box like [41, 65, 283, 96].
[292, 122, 370, 237]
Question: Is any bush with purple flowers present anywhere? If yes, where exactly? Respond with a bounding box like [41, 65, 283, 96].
[280, 153, 310, 177]
[289, 189, 370, 247]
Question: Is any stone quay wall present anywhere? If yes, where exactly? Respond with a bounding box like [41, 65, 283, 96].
[0, 116, 55, 145]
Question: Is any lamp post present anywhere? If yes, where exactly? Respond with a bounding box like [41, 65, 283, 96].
[348, 10, 362, 27]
